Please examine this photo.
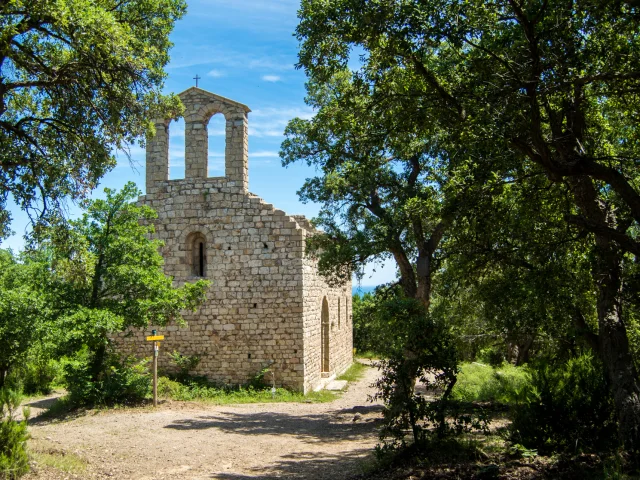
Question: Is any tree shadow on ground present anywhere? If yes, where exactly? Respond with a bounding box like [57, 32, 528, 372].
[164, 407, 383, 444]
[209, 447, 376, 479]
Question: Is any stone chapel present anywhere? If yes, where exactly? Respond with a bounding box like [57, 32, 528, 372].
[118, 87, 353, 393]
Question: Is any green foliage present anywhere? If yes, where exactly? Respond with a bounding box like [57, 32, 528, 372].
[63, 349, 150, 406]
[167, 351, 201, 379]
[352, 292, 380, 354]
[38, 182, 209, 404]
[451, 363, 531, 405]
[0, 250, 49, 390]
[248, 364, 273, 390]
[293, 0, 640, 454]
[370, 296, 474, 448]
[0, 389, 30, 479]
[510, 354, 617, 454]
[5, 357, 63, 396]
[0, 0, 186, 237]
[157, 376, 335, 404]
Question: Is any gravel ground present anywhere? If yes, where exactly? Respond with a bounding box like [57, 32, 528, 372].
[23, 362, 384, 480]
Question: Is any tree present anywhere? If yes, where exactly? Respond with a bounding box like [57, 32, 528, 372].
[0, 249, 45, 388]
[0, 0, 186, 238]
[43, 182, 209, 391]
[281, 66, 470, 447]
[294, 0, 640, 452]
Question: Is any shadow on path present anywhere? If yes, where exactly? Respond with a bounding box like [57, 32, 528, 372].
[164, 408, 383, 444]
[210, 447, 375, 479]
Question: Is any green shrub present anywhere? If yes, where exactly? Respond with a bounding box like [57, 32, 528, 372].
[6, 358, 64, 396]
[477, 347, 507, 367]
[64, 349, 151, 406]
[510, 354, 617, 454]
[167, 351, 201, 379]
[451, 362, 531, 404]
[0, 388, 30, 479]
[353, 292, 380, 354]
[157, 376, 185, 398]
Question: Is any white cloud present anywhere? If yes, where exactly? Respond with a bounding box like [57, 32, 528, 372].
[262, 75, 281, 82]
[207, 69, 225, 78]
[168, 46, 296, 73]
[250, 151, 279, 158]
[248, 106, 315, 138]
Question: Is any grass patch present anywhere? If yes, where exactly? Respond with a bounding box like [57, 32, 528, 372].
[355, 350, 380, 360]
[157, 376, 337, 404]
[451, 362, 531, 404]
[31, 449, 87, 474]
[337, 361, 368, 383]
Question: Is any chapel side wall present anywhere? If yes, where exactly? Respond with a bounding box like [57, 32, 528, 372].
[116, 180, 306, 390]
[301, 229, 353, 393]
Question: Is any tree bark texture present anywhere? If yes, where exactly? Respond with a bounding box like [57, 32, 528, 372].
[572, 177, 640, 452]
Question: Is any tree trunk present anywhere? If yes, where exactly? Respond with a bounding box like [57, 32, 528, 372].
[571, 177, 640, 452]
[595, 243, 640, 452]
[90, 341, 107, 383]
[515, 335, 535, 366]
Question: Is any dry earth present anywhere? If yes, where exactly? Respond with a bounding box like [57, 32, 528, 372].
[23, 363, 384, 480]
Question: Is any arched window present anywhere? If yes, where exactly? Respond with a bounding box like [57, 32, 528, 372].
[186, 232, 207, 277]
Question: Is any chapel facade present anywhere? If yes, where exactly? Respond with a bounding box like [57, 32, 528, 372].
[118, 87, 353, 393]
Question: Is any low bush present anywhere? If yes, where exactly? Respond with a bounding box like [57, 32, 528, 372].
[0, 388, 30, 479]
[64, 349, 151, 406]
[6, 357, 63, 396]
[510, 353, 617, 454]
[451, 362, 531, 404]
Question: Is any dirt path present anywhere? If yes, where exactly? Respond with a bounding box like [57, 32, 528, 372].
[25, 363, 384, 480]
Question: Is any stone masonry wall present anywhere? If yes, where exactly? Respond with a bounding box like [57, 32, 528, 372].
[301, 233, 353, 393]
[117, 180, 308, 390]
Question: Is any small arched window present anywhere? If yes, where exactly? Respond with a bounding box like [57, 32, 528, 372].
[186, 232, 207, 277]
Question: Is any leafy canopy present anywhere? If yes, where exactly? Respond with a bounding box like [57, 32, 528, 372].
[0, 0, 186, 237]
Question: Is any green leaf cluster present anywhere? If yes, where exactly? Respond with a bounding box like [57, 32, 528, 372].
[0, 0, 186, 236]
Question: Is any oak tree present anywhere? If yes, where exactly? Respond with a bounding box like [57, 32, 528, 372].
[0, 0, 185, 237]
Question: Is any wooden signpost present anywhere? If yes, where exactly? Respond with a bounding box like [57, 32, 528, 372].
[146, 330, 165, 407]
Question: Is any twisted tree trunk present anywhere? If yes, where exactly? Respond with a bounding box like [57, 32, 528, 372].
[572, 177, 640, 453]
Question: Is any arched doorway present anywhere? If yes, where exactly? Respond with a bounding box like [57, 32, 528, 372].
[321, 297, 330, 374]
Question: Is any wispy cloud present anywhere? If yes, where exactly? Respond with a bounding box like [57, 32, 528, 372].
[262, 75, 281, 82]
[207, 69, 225, 78]
[249, 106, 315, 138]
[168, 46, 296, 73]
[250, 151, 279, 158]
[184, 0, 300, 32]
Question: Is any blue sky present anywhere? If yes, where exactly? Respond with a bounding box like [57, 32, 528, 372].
[4, 0, 395, 287]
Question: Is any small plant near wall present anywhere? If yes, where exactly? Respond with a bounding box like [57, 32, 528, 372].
[168, 351, 201, 379]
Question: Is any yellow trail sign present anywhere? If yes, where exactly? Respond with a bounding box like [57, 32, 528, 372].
[146, 335, 164, 341]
